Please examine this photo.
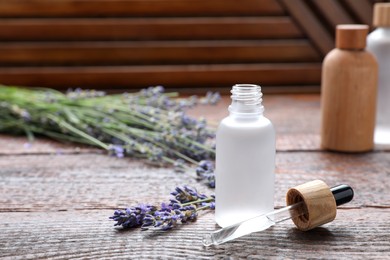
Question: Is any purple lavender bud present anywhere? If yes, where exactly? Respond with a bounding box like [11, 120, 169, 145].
[110, 204, 157, 229]
[170, 191, 178, 196]
[160, 202, 172, 211]
[171, 214, 180, 221]
[154, 85, 164, 94]
[195, 166, 206, 175]
[210, 92, 221, 105]
[198, 160, 214, 171]
[108, 144, 125, 158]
[207, 176, 215, 188]
[173, 203, 181, 210]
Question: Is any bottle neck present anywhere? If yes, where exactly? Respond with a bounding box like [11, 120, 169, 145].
[228, 84, 264, 117]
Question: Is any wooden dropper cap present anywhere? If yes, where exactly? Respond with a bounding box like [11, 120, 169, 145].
[286, 180, 354, 231]
[336, 24, 369, 50]
[373, 3, 390, 27]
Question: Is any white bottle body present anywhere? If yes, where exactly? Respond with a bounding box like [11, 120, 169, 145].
[215, 113, 275, 228]
[367, 28, 390, 145]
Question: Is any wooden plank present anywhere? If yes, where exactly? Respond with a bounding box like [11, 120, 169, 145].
[0, 17, 303, 41]
[0, 152, 389, 211]
[311, 0, 355, 27]
[0, 40, 321, 66]
[0, 64, 321, 88]
[342, 0, 373, 25]
[0, 208, 389, 259]
[0, 134, 99, 156]
[0, 0, 284, 18]
[280, 0, 334, 55]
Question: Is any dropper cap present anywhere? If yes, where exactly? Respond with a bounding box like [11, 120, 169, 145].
[330, 184, 354, 206]
[336, 24, 369, 50]
[373, 3, 390, 27]
[286, 180, 354, 231]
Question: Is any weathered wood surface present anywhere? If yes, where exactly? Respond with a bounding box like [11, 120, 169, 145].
[0, 17, 302, 41]
[0, 152, 389, 212]
[0, 64, 321, 89]
[0, 0, 381, 89]
[1, 208, 388, 259]
[0, 40, 320, 66]
[0, 0, 284, 18]
[0, 94, 389, 259]
[280, 0, 334, 55]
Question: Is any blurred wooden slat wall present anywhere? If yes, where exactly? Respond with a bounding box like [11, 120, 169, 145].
[0, 0, 386, 92]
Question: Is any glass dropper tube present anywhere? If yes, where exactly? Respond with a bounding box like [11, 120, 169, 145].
[203, 184, 354, 247]
[203, 201, 306, 246]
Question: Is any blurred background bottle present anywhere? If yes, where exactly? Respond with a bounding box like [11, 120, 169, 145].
[367, 3, 390, 146]
[321, 25, 378, 152]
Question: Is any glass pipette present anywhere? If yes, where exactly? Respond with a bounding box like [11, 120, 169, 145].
[203, 184, 354, 246]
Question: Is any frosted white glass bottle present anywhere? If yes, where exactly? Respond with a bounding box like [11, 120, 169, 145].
[215, 84, 275, 228]
[367, 3, 390, 145]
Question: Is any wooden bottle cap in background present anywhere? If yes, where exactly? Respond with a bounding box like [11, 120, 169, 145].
[373, 3, 390, 27]
[336, 24, 369, 50]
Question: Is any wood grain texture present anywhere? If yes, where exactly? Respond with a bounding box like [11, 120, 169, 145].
[280, 0, 334, 55]
[0, 64, 321, 88]
[286, 180, 337, 231]
[0, 40, 320, 66]
[342, 0, 373, 25]
[311, 0, 355, 27]
[0, 152, 389, 212]
[0, 208, 389, 259]
[0, 0, 284, 18]
[0, 17, 302, 41]
[321, 49, 378, 152]
[1, 93, 389, 259]
[0, 134, 100, 155]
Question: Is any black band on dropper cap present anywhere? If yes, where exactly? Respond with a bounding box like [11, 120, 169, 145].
[330, 184, 354, 206]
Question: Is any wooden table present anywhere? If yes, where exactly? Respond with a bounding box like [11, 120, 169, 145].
[1, 94, 389, 259]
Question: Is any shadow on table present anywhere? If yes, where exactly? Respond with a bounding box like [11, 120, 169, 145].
[286, 227, 337, 242]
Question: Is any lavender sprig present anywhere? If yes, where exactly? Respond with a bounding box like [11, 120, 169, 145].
[196, 160, 216, 188]
[110, 186, 215, 231]
[110, 204, 157, 228]
[141, 204, 198, 231]
[0, 85, 218, 188]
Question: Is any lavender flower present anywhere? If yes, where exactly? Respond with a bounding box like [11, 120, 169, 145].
[66, 88, 106, 99]
[108, 144, 125, 158]
[200, 91, 221, 105]
[141, 204, 197, 231]
[196, 160, 216, 188]
[109, 204, 157, 228]
[171, 186, 207, 203]
[110, 186, 215, 231]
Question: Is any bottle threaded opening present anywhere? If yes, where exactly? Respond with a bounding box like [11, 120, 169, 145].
[229, 84, 264, 115]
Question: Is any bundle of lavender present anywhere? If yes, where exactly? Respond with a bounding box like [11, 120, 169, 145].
[0, 85, 218, 188]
